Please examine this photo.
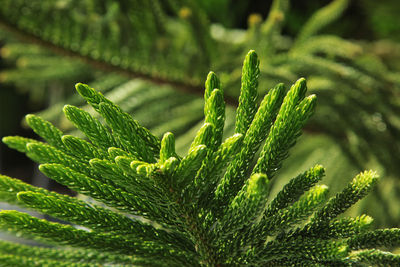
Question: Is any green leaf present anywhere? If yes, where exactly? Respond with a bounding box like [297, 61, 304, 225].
[63, 105, 117, 150]
[0, 210, 191, 262]
[348, 229, 400, 249]
[213, 83, 285, 212]
[204, 71, 221, 101]
[263, 185, 328, 236]
[349, 249, 400, 266]
[215, 173, 269, 239]
[264, 165, 325, 218]
[300, 215, 374, 239]
[2, 136, 41, 153]
[252, 79, 316, 178]
[25, 114, 66, 150]
[25, 142, 97, 180]
[98, 102, 158, 162]
[0, 173, 59, 205]
[108, 147, 133, 158]
[61, 135, 108, 160]
[235, 50, 259, 134]
[76, 83, 160, 157]
[295, 0, 350, 45]
[160, 132, 178, 163]
[195, 133, 244, 208]
[38, 163, 146, 216]
[311, 170, 379, 223]
[175, 145, 207, 190]
[16, 191, 193, 252]
[0, 254, 98, 267]
[204, 88, 225, 152]
[188, 123, 214, 152]
[0, 239, 136, 265]
[0, 48, 398, 265]
[245, 237, 348, 264]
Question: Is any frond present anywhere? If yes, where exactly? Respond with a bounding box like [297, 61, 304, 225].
[1, 51, 399, 266]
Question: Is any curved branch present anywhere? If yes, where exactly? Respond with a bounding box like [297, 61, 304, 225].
[0, 19, 238, 106]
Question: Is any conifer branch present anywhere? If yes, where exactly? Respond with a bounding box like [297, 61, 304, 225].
[235, 50, 259, 134]
[16, 191, 193, 252]
[349, 249, 400, 265]
[0, 18, 207, 99]
[264, 165, 325, 218]
[213, 82, 286, 214]
[348, 229, 400, 249]
[252, 78, 316, 178]
[0, 50, 399, 266]
[63, 105, 118, 150]
[0, 254, 98, 267]
[311, 170, 379, 223]
[38, 163, 150, 217]
[0, 239, 136, 265]
[299, 215, 374, 239]
[25, 114, 66, 150]
[0, 210, 195, 264]
[294, 0, 350, 45]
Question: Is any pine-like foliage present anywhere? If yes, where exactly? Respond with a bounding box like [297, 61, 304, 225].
[2, 0, 400, 195]
[0, 0, 212, 86]
[2, 0, 400, 192]
[0, 52, 399, 266]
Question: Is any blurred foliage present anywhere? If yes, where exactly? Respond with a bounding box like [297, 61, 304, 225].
[361, 0, 400, 41]
[0, 0, 400, 228]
